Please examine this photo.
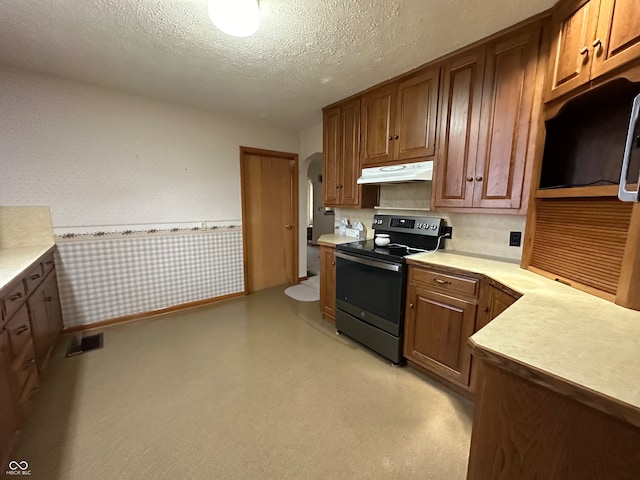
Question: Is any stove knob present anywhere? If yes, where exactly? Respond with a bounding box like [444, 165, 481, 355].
[417, 222, 422, 228]
[431, 224, 438, 230]
[424, 224, 430, 229]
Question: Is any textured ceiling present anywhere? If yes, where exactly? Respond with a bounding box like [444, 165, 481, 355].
[0, 0, 556, 129]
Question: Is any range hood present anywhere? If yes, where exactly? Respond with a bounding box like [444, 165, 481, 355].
[357, 161, 433, 184]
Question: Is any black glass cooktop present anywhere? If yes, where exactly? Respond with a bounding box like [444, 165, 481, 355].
[336, 240, 417, 263]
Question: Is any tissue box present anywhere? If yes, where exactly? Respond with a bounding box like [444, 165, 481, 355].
[345, 228, 365, 239]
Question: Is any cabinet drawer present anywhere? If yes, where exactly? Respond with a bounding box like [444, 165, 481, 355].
[42, 253, 55, 275]
[12, 341, 37, 394]
[411, 267, 479, 299]
[23, 263, 44, 294]
[2, 283, 27, 321]
[5, 305, 32, 357]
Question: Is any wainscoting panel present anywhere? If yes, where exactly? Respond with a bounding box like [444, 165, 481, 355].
[55, 229, 244, 328]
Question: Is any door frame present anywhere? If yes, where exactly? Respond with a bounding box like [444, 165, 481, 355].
[239, 146, 299, 293]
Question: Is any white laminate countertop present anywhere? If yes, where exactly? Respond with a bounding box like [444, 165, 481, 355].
[406, 250, 640, 425]
[0, 244, 55, 290]
[317, 234, 361, 246]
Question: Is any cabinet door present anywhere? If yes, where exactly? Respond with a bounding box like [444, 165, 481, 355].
[319, 247, 336, 320]
[476, 285, 519, 332]
[340, 99, 362, 206]
[404, 286, 477, 387]
[322, 106, 341, 206]
[361, 83, 396, 166]
[474, 28, 541, 209]
[546, 0, 600, 101]
[394, 67, 440, 161]
[591, 0, 640, 79]
[27, 283, 50, 372]
[43, 273, 63, 343]
[434, 49, 485, 208]
[0, 330, 18, 467]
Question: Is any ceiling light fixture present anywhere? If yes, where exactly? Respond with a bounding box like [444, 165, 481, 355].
[208, 0, 260, 38]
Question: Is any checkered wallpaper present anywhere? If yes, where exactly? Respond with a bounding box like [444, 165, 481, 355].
[55, 229, 244, 328]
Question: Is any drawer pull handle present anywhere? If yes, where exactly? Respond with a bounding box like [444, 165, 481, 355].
[9, 293, 23, 301]
[24, 359, 36, 369]
[16, 325, 29, 336]
[30, 274, 41, 280]
[433, 278, 451, 285]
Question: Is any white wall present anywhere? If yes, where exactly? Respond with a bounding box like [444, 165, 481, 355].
[307, 154, 334, 243]
[0, 67, 299, 232]
[298, 120, 323, 276]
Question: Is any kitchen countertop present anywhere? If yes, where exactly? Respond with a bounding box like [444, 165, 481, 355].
[0, 244, 56, 291]
[406, 250, 640, 428]
[317, 234, 361, 247]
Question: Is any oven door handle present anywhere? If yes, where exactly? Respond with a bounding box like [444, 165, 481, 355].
[335, 251, 402, 272]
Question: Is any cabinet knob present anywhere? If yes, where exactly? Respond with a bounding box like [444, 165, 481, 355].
[475, 176, 483, 182]
[592, 38, 602, 55]
[466, 177, 473, 182]
[331, 261, 335, 266]
[409, 303, 414, 309]
[483, 307, 489, 312]
[394, 135, 399, 140]
[580, 46, 589, 55]
[388, 136, 393, 141]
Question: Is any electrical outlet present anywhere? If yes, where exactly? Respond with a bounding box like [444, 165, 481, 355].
[509, 231, 522, 247]
[200, 222, 206, 229]
[443, 226, 453, 239]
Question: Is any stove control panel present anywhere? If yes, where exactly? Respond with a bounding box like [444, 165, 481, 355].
[372, 214, 445, 237]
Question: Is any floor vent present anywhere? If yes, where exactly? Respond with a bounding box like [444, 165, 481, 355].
[66, 333, 104, 357]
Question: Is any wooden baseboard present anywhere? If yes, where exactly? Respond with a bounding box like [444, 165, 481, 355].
[298, 276, 308, 282]
[62, 291, 246, 334]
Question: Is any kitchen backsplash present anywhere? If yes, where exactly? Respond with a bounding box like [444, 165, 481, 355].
[336, 183, 526, 260]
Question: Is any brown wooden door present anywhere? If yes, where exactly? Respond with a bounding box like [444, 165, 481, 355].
[241, 147, 298, 292]
[361, 83, 396, 166]
[394, 66, 440, 161]
[591, 0, 640, 79]
[340, 98, 361, 206]
[404, 286, 477, 387]
[474, 28, 541, 209]
[434, 49, 486, 208]
[0, 330, 18, 468]
[322, 106, 341, 206]
[319, 246, 336, 320]
[546, 0, 600, 101]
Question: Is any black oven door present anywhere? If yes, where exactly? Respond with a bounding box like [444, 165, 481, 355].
[335, 252, 406, 336]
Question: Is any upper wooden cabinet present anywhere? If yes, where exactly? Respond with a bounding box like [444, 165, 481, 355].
[434, 26, 542, 211]
[433, 48, 486, 209]
[322, 99, 379, 208]
[361, 66, 440, 167]
[546, 0, 640, 101]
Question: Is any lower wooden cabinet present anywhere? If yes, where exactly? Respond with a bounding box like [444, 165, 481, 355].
[404, 264, 519, 396]
[405, 285, 477, 387]
[0, 249, 63, 466]
[319, 246, 336, 320]
[0, 330, 19, 468]
[28, 271, 63, 372]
